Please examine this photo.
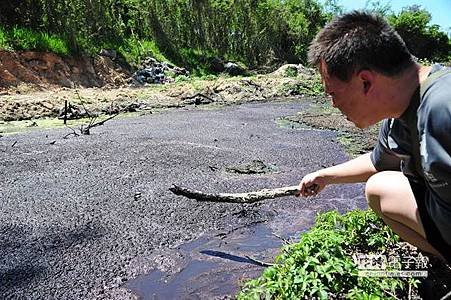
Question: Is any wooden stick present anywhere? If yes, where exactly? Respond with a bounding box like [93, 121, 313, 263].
[244, 255, 274, 267]
[169, 184, 299, 203]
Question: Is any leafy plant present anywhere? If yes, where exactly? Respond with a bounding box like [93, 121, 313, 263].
[290, 73, 324, 96]
[238, 210, 418, 299]
[284, 66, 298, 77]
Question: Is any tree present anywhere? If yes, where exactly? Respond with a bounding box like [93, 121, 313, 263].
[364, 0, 391, 16]
[388, 5, 451, 61]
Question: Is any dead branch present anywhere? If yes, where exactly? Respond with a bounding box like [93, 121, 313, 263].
[244, 255, 274, 267]
[63, 91, 119, 137]
[182, 92, 215, 103]
[63, 125, 80, 139]
[169, 184, 299, 203]
[241, 78, 261, 89]
[62, 111, 118, 138]
[440, 290, 451, 300]
[81, 113, 118, 135]
[37, 101, 54, 110]
[272, 233, 292, 245]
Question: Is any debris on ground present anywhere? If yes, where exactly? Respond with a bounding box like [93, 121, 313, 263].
[226, 160, 278, 174]
[131, 57, 189, 85]
[58, 103, 88, 120]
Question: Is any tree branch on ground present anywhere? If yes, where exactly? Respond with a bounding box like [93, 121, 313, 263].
[272, 233, 293, 245]
[63, 125, 80, 139]
[244, 255, 274, 267]
[80, 113, 119, 135]
[169, 184, 299, 203]
[182, 92, 215, 103]
[63, 91, 119, 138]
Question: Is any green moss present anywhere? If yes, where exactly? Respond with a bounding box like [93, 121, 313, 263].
[0, 118, 84, 134]
[275, 118, 309, 130]
[0, 112, 151, 135]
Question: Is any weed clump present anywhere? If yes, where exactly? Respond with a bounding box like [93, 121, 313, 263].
[238, 210, 421, 299]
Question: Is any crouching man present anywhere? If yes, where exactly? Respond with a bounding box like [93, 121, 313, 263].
[297, 11, 451, 262]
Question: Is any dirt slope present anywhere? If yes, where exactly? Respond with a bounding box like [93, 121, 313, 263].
[0, 50, 130, 90]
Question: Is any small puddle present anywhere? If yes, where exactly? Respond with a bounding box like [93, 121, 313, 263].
[126, 260, 218, 300]
[125, 223, 285, 299]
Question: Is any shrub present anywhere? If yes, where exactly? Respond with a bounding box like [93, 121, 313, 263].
[284, 66, 298, 77]
[118, 38, 169, 67]
[238, 210, 418, 299]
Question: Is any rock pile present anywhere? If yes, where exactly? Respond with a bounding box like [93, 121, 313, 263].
[131, 57, 189, 85]
[272, 64, 315, 77]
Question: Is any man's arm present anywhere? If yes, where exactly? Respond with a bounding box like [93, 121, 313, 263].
[298, 152, 377, 197]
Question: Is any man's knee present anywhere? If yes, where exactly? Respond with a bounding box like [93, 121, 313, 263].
[365, 171, 409, 213]
[365, 172, 386, 213]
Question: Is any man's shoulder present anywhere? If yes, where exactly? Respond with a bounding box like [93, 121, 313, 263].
[418, 68, 451, 137]
[423, 65, 451, 95]
[421, 66, 451, 115]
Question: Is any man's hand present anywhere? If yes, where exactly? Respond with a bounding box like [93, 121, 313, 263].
[296, 171, 327, 197]
[295, 153, 378, 198]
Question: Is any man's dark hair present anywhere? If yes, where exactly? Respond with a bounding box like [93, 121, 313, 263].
[308, 11, 414, 81]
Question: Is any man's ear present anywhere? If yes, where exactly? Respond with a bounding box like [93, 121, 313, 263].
[358, 70, 374, 95]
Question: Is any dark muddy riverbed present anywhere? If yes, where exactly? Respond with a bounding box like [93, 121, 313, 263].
[0, 100, 367, 299]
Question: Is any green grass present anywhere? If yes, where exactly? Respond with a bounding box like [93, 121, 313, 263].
[178, 48, 211, 76]
[0, 26, 171, 67]
[0, 28, 10, 50]
[238, 210, 420, 299]
[0, 26, 70, 55]
[118, 38, 169, 67]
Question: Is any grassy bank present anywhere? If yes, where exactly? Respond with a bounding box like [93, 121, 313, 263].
[0, 25, 171, 67]
[0, 26, 70, 56]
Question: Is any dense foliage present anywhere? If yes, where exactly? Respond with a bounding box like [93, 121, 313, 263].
[388, 5, 450, 61]
[238, 210, 419, 299]
[0, 0, 328, 69]
[0, 1, 449, 68]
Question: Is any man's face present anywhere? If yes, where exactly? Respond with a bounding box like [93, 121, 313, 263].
[319, 63, 375, 129]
